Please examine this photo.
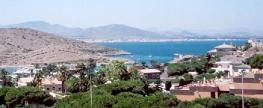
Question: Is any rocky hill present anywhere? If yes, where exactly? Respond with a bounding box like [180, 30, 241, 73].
[0, 28, 123, 65]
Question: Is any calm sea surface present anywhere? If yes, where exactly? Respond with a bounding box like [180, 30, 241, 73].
[98, 40, 247, 63]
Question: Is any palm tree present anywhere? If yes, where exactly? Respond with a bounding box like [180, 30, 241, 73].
[59, 65, 68, 93]
[73, 63, 89, 92]
[0, 69, 10, 86]
[94, 72, 106, 85]
[15, 74, 21, 86]
[98, 65, 112, 80]
[86, 58, 96, 77]
[34, 71, 43, 87]
[73, 60, 97, 93]
[111, 60, 130, 80]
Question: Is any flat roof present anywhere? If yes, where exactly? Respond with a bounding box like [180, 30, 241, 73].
[215, 43, 236, 49]
[215, 61, 232, 64]
[139, 69, 161, 74]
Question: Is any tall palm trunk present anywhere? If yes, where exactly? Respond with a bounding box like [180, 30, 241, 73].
[62, 80, 65, 93]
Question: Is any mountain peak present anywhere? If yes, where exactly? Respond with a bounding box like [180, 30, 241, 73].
[98, 24, 136, 29]
[15, 21, 50, 26]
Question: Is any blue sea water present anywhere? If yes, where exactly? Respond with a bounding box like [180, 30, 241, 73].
[0, 66, 18, 73]
[98, 40, 247, 63]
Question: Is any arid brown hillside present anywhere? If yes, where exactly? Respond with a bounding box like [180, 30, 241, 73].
[0, 28, 122, 65]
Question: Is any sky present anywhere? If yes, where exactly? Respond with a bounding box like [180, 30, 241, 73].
[0, 0, 263, 32]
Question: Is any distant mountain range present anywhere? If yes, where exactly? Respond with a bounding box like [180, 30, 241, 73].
[1, 21, 262, 39]
[0, 21, 163, 39]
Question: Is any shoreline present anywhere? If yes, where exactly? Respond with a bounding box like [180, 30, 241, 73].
[83, 38, 249, 43]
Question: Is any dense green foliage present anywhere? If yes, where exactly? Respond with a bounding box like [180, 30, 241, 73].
[167, 56, 212, 76]
[0, 69, 13, 87]
[69, 59, 97, 93]
[54, 79, 263, 108]
[54, 80, 179, 108]
[0, 87, 56, 108]
[247, 54, 263, 69]
[178, 94, 263, 108]
[166, 55, 226, 86]
[241, 42, 252, 51]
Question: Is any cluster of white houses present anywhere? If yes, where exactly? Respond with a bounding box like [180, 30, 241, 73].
[209, 42, 251, 77]
[0, 65, 64, 93]
[171, 39, 263, 101]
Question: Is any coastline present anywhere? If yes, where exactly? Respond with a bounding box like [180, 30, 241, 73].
[83, 38, 248, 43]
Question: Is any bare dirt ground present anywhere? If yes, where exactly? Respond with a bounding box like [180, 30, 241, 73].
[0, 28, 125, 65]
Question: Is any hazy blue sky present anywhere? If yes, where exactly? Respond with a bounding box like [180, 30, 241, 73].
[0, 0, 263, 31]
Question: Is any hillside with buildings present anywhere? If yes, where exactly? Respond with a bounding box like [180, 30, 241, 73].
[0, 28, 124, 65]
[165, 40, 263, 101]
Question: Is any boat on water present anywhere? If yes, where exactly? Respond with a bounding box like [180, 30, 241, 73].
[174, 53, 181, 56]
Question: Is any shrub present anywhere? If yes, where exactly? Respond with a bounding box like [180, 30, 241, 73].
[247, 54, 263, 69]
[165, 81, 172, 91]
[0, 87, 56, 107]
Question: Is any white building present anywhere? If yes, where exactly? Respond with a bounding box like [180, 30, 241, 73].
[248, 39, 263, 48]
[41, 77, 63, 93]
[139, 69, 161, 79]
[212, 61, 251, 77]
[208, 43, 237, 56]
[17, 77, 34, 87]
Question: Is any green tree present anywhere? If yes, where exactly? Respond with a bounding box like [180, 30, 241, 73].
[46, 64, 58, 74]
[141, 61, 147, 68]
[94, 71, 106, 85]
[98, 65, 112, 80]
[111, 60, 130, 80]
[72, 60, 97, 93]
[0, 69, 12, 87]
[73, 63, 90, 93]
[165, 81, 172, 91]
[241, 42, 252, 51]
[150, 60, 160, 69]
[248, 54, 263, 69]
[33, 71, 43, 87]
[1, 87, 56, 107]
[183, 73, 193, 83]
[59, 65, 68, 93]
[129, 66, 140, 80]
[167, 63, 187, 76]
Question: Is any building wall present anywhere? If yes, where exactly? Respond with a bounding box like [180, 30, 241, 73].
[233, 83, 263, 89]
[233, 78, 260, 83]
[230, 89, 263, 95]
[215, 50, 235, 56]
[172, 91, 216, 101]
[235, 94, 263, 99]
[175, 95, 197, 101]
[216, 48, 236, 52]
[144, 73, 160, 79]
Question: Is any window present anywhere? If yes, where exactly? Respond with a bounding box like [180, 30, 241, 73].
[53, 87, 55, 90]
[46, 88, 50, 90]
